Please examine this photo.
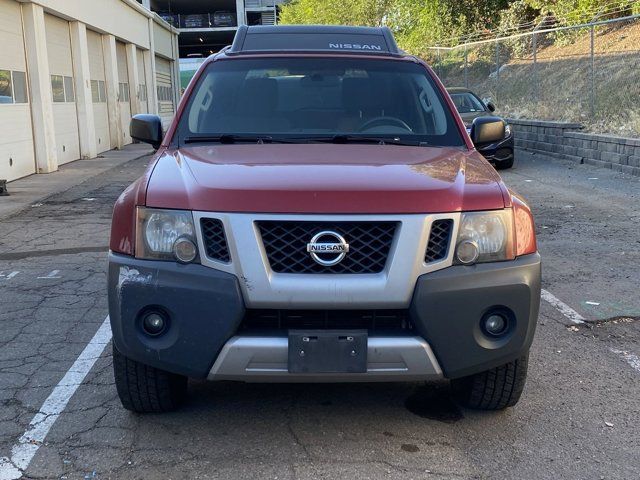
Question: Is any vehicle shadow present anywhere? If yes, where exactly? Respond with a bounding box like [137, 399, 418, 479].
[178, 379, 466, 424]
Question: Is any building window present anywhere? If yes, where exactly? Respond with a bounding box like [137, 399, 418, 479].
[51, 75, 65, 102]
[63, 76, 75, 102]
[0, 70, 13, 103]
[0, 69, 28, 104]
[138, 84, 147, 101]
[91, 80, 99, 102]
[157, 85, 173, 102]
[12, 71, 28, 103]
[91, 80, 107, 103]
[51, 75, 74, 103]
[98, 80, 106, 102]
[118, 82, 130, 102]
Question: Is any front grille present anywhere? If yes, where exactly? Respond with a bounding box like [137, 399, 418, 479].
[201, 218, 230, 262]
[425, 219, 453, 263]
[242, 309, 411, 332]
[257, 221, 397, 274]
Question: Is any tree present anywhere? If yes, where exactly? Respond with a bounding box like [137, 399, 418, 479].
[279, 0, 394, 26]
[278, 0, 639, 54]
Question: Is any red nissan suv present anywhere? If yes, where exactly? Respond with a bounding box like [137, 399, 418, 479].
[109, 25, 540, 413]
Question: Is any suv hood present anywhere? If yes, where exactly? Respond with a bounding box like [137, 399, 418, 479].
[145, 144, 508, 213]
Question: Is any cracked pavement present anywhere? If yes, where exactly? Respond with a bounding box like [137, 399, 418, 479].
[0, 151, 639, 479]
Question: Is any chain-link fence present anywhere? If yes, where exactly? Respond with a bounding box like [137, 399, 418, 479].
[429, 15, 640, 136]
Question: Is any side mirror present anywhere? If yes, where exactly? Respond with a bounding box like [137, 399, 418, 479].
[486, 102, 496, 112]
[130, 114, 163, 149]
[470, 116, 505, 146]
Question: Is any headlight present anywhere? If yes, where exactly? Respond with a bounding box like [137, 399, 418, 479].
[504, 124, 512, 138]
[454, 210, 515, 265]
[135, 208, 198, 262]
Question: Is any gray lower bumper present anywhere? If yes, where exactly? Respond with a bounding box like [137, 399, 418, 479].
[109, 252, 540, 381]
[411, 253, 541, 378]
[208, 336, 443, 382]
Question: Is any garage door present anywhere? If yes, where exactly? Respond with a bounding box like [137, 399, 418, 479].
[0, 0, 34, 181]
[45, 14, 80, 165]
[155, 56, 175, 130]
[87, 29, 110, 154]
[116, 41, 132, 145]
[136, 48, 148, 113]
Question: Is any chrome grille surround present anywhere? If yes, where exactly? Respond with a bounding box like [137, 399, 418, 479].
[193, 213, 459, 309]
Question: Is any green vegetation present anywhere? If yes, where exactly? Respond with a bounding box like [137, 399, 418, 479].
[279, 0, 640, 55]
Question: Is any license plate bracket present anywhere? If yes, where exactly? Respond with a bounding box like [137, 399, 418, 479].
[288, 330, 368, 374]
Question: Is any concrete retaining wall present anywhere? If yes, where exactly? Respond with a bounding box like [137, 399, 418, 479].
[508, 119, 640, 176]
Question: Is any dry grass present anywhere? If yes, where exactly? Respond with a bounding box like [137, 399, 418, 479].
[435, 21, 640, 137]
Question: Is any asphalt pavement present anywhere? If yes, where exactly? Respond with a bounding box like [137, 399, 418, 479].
[0, 149, 638, 480]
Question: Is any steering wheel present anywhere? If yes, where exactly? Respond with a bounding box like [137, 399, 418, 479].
[358, 116, 413, 133]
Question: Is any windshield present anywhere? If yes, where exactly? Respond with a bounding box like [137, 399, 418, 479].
[177, 57, 465, 147]
[450, 92, 486, 114]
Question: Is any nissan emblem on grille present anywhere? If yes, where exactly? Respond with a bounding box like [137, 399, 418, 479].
[306, 231, 350, 266]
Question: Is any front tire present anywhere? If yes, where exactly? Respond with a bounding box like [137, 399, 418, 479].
[451, 355, 528, 410]
[113, 344, 187, 413]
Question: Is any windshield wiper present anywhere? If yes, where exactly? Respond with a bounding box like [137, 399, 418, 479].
[184, 134, 425, 146]
[295, 135, 422, 146]
[184, 134, 296, 144]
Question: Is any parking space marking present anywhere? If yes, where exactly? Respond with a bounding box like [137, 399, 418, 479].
[610, 348, 640, 375]
[541, 289, 586, 324]
[0, 317, 112, 480]
[0, 272, 19, 280]
[37, 270, 61, 279]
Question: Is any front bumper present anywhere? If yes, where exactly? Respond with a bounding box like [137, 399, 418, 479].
[108, 252, 540, 381]
[477, 134, 514, 164]
[209, 336, 442, 382]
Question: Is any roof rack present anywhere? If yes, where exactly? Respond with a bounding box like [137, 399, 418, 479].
[227, 25, 402, 56]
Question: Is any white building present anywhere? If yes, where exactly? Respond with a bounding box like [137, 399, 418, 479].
[0, 0, 180, 183]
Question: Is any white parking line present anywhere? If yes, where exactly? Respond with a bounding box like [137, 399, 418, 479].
[610, 348, 640, 374]
[0, 272, 19, 280]
[0, 317, 112, 480]
[37, 270, 61, 279]
[541, 289, 586, 324]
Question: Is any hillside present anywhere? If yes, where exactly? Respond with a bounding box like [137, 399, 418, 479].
[435, 20, 640, 136]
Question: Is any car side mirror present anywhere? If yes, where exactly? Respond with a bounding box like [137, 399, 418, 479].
[470, 116, 505, 146]
[486, 102, 496, 112]
[130, 114, 163, 150]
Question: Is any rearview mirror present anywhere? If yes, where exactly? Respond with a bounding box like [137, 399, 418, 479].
[470, 116, 505, 146]
[130, 114, 163, 149]
[486, 102, 496, 112]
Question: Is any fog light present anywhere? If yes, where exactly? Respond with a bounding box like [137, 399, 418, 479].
[173, 237, 197, 263]
[456, 239, 480, 265]
[142, 312, 166, 336]
[483, 314, 507, 336]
